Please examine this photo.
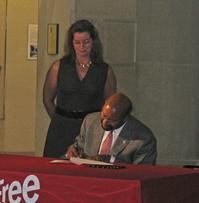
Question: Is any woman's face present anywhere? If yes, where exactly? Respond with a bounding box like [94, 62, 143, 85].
[73, 32, 93, 58]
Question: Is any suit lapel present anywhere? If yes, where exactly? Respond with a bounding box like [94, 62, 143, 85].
[90, 123, 104, 155]
[110, 118, 133, 157]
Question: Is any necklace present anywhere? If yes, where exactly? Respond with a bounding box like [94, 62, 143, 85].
[76, 60, 92, 69]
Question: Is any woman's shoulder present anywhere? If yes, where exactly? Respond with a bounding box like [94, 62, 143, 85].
[49, 59, 60, 72]
[59, 55, 74, 65]
[94, 60, 109, 71]
[57, 56, 75, 77]
[84, 112, 101, 125]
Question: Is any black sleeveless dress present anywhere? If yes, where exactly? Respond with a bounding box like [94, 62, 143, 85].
[43, 56, 108, 158]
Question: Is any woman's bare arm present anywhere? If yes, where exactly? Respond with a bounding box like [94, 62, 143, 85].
[43, 60, 60, 118]
[104, 66, 117, 99]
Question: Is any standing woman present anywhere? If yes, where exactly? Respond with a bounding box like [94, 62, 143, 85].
[43, 19, 117, 158]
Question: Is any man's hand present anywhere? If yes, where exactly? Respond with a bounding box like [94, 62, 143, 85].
[66, 145, 78, 159]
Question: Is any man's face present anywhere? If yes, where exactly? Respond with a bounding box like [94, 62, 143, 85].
[100, 104, 125, 131]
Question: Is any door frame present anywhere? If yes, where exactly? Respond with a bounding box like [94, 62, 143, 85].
[0, 0, 7, 119]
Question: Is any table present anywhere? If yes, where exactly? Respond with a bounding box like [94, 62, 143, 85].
[0, 154, 198, 203]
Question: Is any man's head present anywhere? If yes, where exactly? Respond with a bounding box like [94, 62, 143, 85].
[101, 93, 133, 131]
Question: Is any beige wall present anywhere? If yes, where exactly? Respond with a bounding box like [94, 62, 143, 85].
[136, 0, 199, 166]
[0, 0, 7, 149]
[0, 0, 38, 154]
[35, 0, 74, 156]
[0, 0, 6, 120]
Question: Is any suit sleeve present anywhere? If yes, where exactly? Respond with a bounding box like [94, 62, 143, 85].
[75, 116, 88, 150]
[133, 133, 157, 164]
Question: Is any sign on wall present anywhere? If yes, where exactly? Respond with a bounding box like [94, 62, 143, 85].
[47, 23, 59, 55]
[27, 24, 38, 60]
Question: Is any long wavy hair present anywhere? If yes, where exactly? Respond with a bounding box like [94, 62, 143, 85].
[65, 19, 104, 63]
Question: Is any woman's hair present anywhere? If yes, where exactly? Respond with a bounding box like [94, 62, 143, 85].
[65, 19, 103, 63]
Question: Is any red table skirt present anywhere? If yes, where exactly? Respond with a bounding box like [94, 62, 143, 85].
[0, 170, 141, 203]
[0, 154, 199, 203]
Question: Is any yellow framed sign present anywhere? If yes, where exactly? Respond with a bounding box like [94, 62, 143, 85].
[47, 24, 59, 55]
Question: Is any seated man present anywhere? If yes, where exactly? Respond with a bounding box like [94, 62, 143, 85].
[67, 93, 157, 164]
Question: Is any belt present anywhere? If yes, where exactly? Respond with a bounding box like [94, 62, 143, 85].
[56, 107, 100, 119]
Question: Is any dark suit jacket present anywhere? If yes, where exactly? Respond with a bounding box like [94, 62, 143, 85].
[75, 112, 157, 164]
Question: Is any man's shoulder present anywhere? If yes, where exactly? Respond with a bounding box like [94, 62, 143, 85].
[127, 115, 155, 139]
[84, 112, 101, 123]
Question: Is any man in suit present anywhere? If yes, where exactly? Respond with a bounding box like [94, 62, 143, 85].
[67, 93, 157, 164]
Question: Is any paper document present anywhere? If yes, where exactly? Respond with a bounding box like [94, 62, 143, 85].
[70, 157, 113, 166]
[50, 160, 71, 164]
